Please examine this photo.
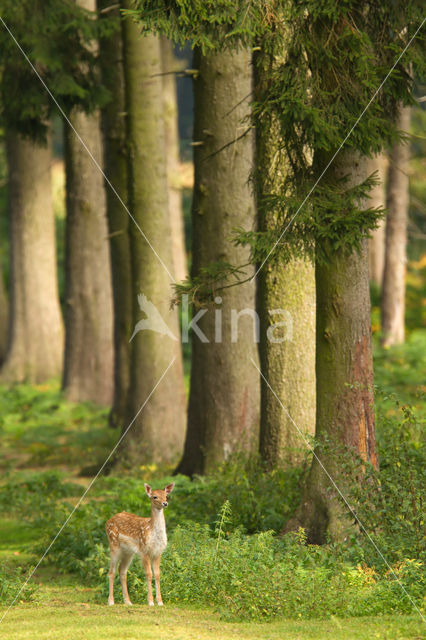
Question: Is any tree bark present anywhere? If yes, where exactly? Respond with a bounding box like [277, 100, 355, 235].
[161, 37, 188, 283]
[0, 131, 63, 382]
[120, 8, 186, 466]
[0, 251, 8, 363]
[176, 47, 260, 476]
[298, 153, 378, 544]
[62, 0, 114, 406]
[258, 259, 316, 468]
[254, 55, 316, 470]
[381, 106, 411, 347]
[98, 0, 132, 425]
[367, 154, 387, 286]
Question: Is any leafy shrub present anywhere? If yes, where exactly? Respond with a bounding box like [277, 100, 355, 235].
[0, 565, 39, 605]
[347, 402, 425, 569]
[83, 509, 424, 620]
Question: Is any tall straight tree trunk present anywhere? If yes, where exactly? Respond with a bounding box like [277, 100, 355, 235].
[63, 110, 114, 405]
[98, 0, 132, 426]
[0, 131, 63, 382]
[120, 7, 186, 465]
[381, 106, 411, 347]
[63, 0, 114, 406]
[176, 47, 260, 477]
[254, 54, 316, 470]
[299, 153, 378, 544]
[257, 259, 316, 468]
[0, 253, 8, 363]
[161, 37, 188, 283]
[367, 154, 387, 286]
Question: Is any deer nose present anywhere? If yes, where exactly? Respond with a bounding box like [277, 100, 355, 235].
[162, 501, 168, 508]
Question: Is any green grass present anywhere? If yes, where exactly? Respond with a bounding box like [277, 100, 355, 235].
[0, 601, 424, 640]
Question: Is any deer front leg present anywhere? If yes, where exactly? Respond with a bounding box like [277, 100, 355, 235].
[152, 555, 163, 605]
[108, 549, 120, 606]
[141, 554, 154, 606]
[119, 552, 134, 605]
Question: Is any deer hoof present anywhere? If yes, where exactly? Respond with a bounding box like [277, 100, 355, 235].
[157, 602, 164, 606]
[148, 601, 155, 607]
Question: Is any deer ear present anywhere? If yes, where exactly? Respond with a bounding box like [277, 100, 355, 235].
[165, 482, 175, 495]
[144, 483, 152, 497]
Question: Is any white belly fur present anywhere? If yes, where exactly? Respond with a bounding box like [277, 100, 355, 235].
[118, 533, 140, 554]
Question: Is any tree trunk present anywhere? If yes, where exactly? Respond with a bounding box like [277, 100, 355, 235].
[381, 106, 411, 347]
[299, 153, 378, 544]
[161, 37, 188, 283]
[176, 47, 260, 477]
[0, 131, 63, 382]
[254, 54, 316, 470]
[367, 154, 387, 286]
[62, 0, 114, 406]
[120, 7, 186, 466]
[0, 252, 8, 363]
[98, 0, 132, 425]
[258, 260, 316, 468]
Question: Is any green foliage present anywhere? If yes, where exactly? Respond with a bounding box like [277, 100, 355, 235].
[0, 470, 81, 526]
[373, 330, 426, 418]
[85, 518, 424, 620]
[0, 0, 117, 140]
[128, 0, 256, 51]
[0, 381, 115, 470]
[0, 565, 39, 604]
[29, 457, 303, 582]
[0, 334, 424, 621]
[347, 402, 425, 569]
[132, 1, 424, 303]
[406, 257, 426, 331]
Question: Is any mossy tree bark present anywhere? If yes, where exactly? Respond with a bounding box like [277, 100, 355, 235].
[176, 47, 260, 477]
[258, 259, 316, 469]
[381, 106, 411, 347]
[367, 154, 387, 286]
[0, 131, 63, 382]
[254, 55, 316, 470]
[161, 37, 188, 283]
[98, 0, 132, 426]
[298, 153, 378, 544]
[120, 8, 186, 466]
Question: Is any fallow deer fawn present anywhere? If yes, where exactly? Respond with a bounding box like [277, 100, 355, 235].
[105, 482, 175, 606]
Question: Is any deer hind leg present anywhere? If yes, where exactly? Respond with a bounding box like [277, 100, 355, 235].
[119, 551, 134, 605]
[108, 547, 121, 606]
[152, 555, 163, 605]
[141, 553, 154, 606]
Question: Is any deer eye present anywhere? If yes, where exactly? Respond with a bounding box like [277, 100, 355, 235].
[153, 496, 158, 499]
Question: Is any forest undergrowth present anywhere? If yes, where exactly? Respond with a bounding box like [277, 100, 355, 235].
[0, 331, 424, 621]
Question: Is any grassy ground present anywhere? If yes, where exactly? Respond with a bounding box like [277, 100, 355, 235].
[1, 598, 424, 640]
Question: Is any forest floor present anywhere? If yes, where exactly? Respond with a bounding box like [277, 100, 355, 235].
[0, 332, 425, 639]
